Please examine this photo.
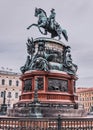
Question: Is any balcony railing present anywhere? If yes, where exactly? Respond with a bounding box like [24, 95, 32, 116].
[0, 115, 93, 130]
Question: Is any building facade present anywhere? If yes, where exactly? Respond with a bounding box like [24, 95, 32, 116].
[76, 87, 93, 112]
[0, 70, 22, 108]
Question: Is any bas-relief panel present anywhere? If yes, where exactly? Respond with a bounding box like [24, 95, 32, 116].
[23, 79, 32, 92]
[48, 78, 68, 92]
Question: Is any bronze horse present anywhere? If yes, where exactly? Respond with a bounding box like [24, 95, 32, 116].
[27, 8, 68, 41]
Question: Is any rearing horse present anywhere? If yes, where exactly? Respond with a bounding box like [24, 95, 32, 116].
[27, 8, 68, 41]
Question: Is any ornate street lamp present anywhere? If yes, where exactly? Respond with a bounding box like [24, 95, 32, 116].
[0, 90, 7, 115]
[29, 78, 42, 118]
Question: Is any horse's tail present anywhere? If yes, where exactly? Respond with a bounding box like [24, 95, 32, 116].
[27, 24, 38, 30]
[62, 29, 68, 41]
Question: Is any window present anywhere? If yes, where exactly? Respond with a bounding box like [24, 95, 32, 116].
[7, 104, 10, 107]
[15, 92, 18, 98]
[7, 92, 12, 98]
[2, 79, 5, 85]
[9, 80, 12, 86]
[1, 91, 4, 97]
[16, 80, 19, 86]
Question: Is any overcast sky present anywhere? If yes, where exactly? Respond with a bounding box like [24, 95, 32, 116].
[0, 0, 93, 87]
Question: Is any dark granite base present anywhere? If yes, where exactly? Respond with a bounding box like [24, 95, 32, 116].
[7, 102, 87, 117]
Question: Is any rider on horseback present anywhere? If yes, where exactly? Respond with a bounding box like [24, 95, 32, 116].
[27, 8, 68, 41]
[49, 8, 56, 30]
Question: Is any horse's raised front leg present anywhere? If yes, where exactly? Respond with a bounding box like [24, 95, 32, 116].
[27, 24, 38, 30]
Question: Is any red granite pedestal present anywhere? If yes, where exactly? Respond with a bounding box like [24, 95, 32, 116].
[19, 70, 78, 106]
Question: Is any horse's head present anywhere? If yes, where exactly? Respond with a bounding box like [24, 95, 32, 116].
[35, 8, 42, 17]
[35, 8, 47, 18]
[35, 8, 38, 17]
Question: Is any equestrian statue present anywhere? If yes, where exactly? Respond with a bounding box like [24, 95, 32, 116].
[27, 8, 68, 41]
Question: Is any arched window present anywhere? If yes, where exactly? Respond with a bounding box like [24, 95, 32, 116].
[9, 80, 12, 86]
[2, 79, 5, 85]
[16, 80, 19, 86]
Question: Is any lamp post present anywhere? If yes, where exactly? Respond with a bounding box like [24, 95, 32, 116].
[0, 90, 7, 115]
[29, 78, 42, 118]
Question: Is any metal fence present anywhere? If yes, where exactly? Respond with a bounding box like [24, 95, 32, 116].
[0, 115, 93, 130]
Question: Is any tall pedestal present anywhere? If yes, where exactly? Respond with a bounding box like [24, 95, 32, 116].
[7, 38, 84, 118]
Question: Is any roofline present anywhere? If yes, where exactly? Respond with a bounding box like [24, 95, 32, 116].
[0, 70, 21, 76]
